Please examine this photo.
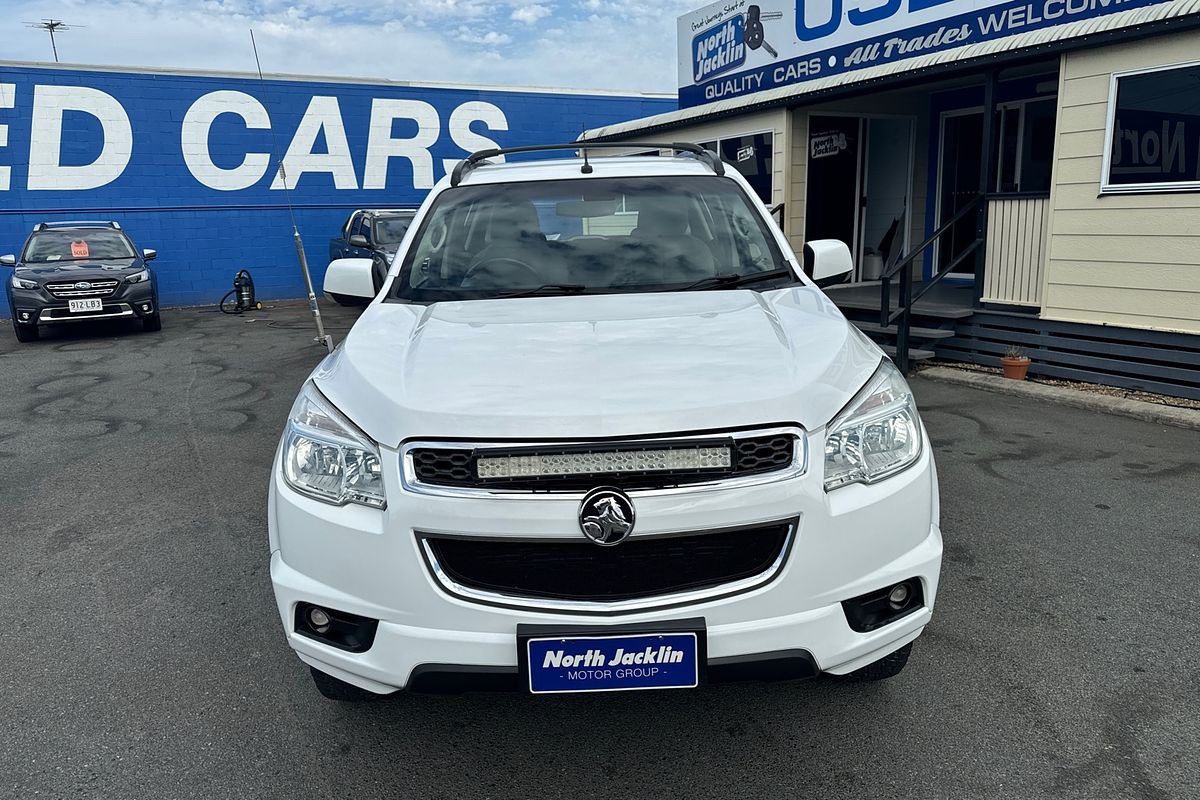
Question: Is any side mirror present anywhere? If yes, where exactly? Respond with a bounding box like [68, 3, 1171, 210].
[348, 234, 370, 249]
[0, 254, 15, 266]
[142, 249, 157, 261]
[803, 239, 853, 288]
[323, 257, 377, 301]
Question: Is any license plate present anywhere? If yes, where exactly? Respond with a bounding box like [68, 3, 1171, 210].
[526, 632, 699, 694]
[68, 298, 103, 313]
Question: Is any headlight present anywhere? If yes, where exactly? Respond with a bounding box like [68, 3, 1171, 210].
[282, 382, 386, 508]
[11, 274, 38, 290]
[125, 269, 150, 284]
[824, 359, 923, 491]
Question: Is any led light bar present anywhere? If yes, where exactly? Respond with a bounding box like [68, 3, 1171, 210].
[476, 446, 732, 479]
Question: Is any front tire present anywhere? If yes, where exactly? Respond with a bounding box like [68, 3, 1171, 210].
[839, 642, 913, 682]
[12, 321, 39, 342]
[309, 667, 378, 702]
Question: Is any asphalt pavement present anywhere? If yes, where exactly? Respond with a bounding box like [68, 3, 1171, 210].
[1, 303, 1197, 800]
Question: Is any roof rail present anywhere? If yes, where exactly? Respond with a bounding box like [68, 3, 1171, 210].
[36, 220, 121, 230]
[449, 141, 724, 187]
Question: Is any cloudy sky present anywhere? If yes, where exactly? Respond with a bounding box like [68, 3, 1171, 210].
[3, 0, 699, 93]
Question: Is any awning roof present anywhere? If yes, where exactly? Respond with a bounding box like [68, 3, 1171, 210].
[582, 0, 1200, 140]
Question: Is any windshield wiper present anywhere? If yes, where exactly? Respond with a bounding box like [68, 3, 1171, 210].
[498, 283, 588, 299]
[677, 268, 796, 292]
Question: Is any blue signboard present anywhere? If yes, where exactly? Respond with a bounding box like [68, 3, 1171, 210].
[676, 0, 1173, 108]
[0, 64, 673, 315]
[526, 633, 700, 693]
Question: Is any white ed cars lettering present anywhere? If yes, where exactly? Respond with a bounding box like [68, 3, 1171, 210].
[0, 83, 13, 191]
[181, 90, 273, 191]
[28, 85, 132, 191]
[0, 85, 508, 192]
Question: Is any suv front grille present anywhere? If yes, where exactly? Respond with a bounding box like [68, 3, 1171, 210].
[423, 521, 794, 605]
[46, 279, 119, 298]
[408, 432, 798, 492]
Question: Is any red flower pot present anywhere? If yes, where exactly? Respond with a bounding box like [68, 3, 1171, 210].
[1000, 356, 1031, 380]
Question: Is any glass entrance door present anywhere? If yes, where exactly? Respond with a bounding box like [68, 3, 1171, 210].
[937, 111, 984, 277]
[805, 116, 862, 277]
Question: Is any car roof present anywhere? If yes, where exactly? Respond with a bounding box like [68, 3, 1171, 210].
[452, 154, 719, 188]
[361, 208, 416, 216]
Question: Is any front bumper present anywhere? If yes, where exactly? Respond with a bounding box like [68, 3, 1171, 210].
[9, 282, 156, 325]
[268, 430, 943, 694]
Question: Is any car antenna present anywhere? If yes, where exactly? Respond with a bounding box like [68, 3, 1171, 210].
[249, 29, 334, 353]
[577, 120, 593, 174]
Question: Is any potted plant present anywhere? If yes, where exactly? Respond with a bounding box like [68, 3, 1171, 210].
[1000, 345, 1031, 380]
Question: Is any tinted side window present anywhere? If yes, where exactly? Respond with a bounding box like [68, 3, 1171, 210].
[1107, 63, 1200, 189]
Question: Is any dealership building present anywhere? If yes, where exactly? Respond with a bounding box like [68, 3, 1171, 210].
[583, 0, 1200, 399]
[0, 63, 672, 313]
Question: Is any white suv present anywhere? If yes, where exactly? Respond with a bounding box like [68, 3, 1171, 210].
[272, 143, 942, 700]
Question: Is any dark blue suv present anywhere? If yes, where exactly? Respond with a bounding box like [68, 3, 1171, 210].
[3, 221, 161, 343]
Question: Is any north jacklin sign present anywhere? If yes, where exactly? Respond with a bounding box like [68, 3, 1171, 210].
[678, 0, 1173, 107]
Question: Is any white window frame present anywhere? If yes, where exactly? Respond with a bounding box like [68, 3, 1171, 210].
[1101, 58, 1200, 195]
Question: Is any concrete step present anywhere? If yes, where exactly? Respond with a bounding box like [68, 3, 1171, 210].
[880, 344, 937, 362]
[852, 321, 956, 340]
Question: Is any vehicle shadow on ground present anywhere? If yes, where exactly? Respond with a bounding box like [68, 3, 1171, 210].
[5, 315, 158, 346]
[267, 669, 949, 797]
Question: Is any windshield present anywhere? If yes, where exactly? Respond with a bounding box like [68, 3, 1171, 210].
[22, 229, 137, 263]
[391, 176, 791, 302]
[373, 215, 414, 245]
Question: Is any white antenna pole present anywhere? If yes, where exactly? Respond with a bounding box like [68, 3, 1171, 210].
[250, 29, 333, 352]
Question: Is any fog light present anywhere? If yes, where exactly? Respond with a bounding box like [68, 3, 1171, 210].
[141, 303, 152, 312]
[19, 311, 31, 321]
[307, 607, 331, 632]
[294, 602, 379, 652]
[888, 583, 911, 609]
[842, 578, 925, 632]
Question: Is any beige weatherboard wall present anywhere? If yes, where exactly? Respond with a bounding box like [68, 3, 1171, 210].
[1041, 30, 1200, 335]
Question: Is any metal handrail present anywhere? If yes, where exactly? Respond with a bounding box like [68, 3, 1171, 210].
[882, 195, 981, 282]
[880, 193, 986, 375]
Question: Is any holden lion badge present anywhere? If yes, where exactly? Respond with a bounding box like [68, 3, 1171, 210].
[578, 487, 636, 546]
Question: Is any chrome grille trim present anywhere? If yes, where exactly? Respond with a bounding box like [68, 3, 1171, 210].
[38, 303, 134, 323]
[400, 425, 808, 499]
[46, 279, 120, 298]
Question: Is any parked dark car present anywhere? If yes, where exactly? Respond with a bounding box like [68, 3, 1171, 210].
[328, 209, 416, 303]
[3, 221, 161, 343]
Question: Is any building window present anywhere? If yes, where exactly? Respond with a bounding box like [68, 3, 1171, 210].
[993, 98, 1056, 194]
[1103, 61, 1200, 193]
[698, 133, 774, 203]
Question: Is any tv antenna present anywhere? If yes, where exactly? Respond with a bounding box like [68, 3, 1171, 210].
[25, 19, 82, 63]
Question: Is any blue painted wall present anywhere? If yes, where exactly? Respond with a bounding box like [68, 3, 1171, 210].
[0, 64, 674, 315]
